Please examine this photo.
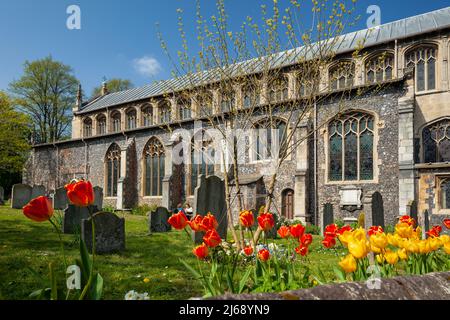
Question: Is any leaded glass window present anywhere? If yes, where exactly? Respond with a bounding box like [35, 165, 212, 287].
[97, 115, 107, 135]
[111, 112, 121, 132]
[242, 85, 260, 108]
[328, 112, 374, 181]
[254, 119, 287, 161]
[268, 77, 289, 103]
[422, 120, 450, 163]
[366, 54, 394, 84]
[83, 118, 92, 138]
[190, 131, 215, 195]
[221, 91, 235, 113]
[440, 178, 450, 210]
[178, 99, 192, 120]
[126, 108, 137, 130]
[142, 105, 153, 127]
[144, 138, 165, 196]
[159, 101, 171, 123]
[329, 61, 355, 90]
[197, 92, 213, 117]
[405, 46, 437, 92]
[105, 144, 121, 197]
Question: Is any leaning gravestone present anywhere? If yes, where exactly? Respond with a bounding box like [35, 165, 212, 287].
[193, 175, 228, 243]
[0, 186, 4, 205]
[53, 187, 69, 210]
[82, 212, 125, 254]
[11, 184, 32, 209]
[371, 192, 385, 229]
[31, 185, 46, 199]
[149, 207, 171, 233]
[93, 186, 104, 210]
[62, 204, 98, 234]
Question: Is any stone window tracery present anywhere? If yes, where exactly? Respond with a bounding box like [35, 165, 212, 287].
[105, 144, 121, 197]
[329, 61, 355, 90]
[422, 120, 450, 163]
[405, 46, 437, 92]
[144, 138, 165, 197]
[366, 54, 394, 84]
[189, 131, 215, 195]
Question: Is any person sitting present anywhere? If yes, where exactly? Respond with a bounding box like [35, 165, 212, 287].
[184, 202, 194, 220]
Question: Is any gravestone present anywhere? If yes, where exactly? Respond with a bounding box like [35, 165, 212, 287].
[322, 203, 334, 231]
[148, 207, 171, 233]
[62, 204, 98, 234]
[81, 212, 125, 254]
[0, 186, 4, 205]
[193, 175, 227, 243]
[423, 210, 430, 235]
[11, 184, 32, 209]
[31, 185, 46, 199]
[408, 200, 418, 225]
[93, 186, 104, 210]
[53, 187, 69, 210]
[371, 192, 385, 229]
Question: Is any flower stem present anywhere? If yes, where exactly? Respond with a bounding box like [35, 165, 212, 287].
[79, 206, 96, 300]
[49, 218, 68, 269]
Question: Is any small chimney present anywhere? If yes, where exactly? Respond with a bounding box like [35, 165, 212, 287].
[74, 83, 82, 113]
[101, 81, 108, 96]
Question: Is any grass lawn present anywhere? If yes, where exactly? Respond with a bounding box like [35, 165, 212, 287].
[0, 205, 343, 300]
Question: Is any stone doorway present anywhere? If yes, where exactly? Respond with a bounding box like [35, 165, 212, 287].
[282, 189, 294, 220]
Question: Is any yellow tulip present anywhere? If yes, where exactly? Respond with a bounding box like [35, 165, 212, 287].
[395, 223, 414, 239]
[428, 237, 441, 251]
[439, 235, 450, 244]
[338, 231, 353, 247]
[413, 227, 422, 240]
[370, 243, 382, 254]
[339, 254, 357, 273]
[370, 233, 388, 249]
[418, 240, 431, 254]
[352, 228, 367, 242]
[405, 240, 420, 254]
[384, 250, 399, 265]
[444, 242, 450, 254]
[348, 239, 369, 259]
[387, 233, 399, 246]
[397, 248, 408, 260]
[376, 254, 385, 264]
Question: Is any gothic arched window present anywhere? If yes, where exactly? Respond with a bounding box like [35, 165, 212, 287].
[365, 53, 394, 84]
[329, 61, 355, 90]
[111, 111, 121, 132]
[97, 115, 107, 135]
[439, 178, 450, 210]
[197, 92, 213, 117]
[159, 101, 171, 123]
[83, 118, 92, 138]
[142, 105, 153, 127]
[190, 131, 215, 195]
[126, 108, 137, 130]
[254, 119, 287, 161]
[105, 144, 121, 197]
[221, 90, 235, 113]
[268, 77, 289, 103]
[405, 46, 437, 92]
[178, 98, 192, 120]
[143, 138, 165, 197]
[422, 120, 450, 163]
[242, 84, 260, 108]
[328, 112, 375, 181]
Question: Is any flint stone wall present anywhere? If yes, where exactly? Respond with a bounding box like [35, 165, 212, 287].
[211, 272, 450, 300]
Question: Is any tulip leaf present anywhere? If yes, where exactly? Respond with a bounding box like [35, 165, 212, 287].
[180, 259, 202, 280]
[49, 262, 58, 300]
[90, 273, 103, 300]
[238, 268, 252, 294]
[333, 266, 346, 281]
[80, 239, 92, 275]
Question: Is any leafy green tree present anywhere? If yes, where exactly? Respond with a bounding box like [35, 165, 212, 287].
[9, 56, 79, 143]
[0, 91, 31, 196]
[91, 78, 133, 97]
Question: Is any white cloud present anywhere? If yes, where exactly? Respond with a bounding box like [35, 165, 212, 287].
[133, 56, 162, 77]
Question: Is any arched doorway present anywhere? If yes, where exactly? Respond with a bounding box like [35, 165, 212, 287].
[282, 189, 294, 220]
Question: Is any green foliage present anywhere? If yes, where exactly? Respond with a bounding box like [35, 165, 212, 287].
[9, 56, 78, 143]
[335, 219, 345, 228]
[102, 205, 116, 213]
[132, 204, 157, 216]
[91, 79, 133, 97]
[305, 224, 321, 235]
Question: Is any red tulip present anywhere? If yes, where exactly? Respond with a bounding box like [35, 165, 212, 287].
[201, 213, 219, 231]
[290, 224, 305, 239]
[243, 246, 254, 256]
[239, 210, 255, 228]
[203, 229, 222, 248]
[367, 226, 384, 236]
[301, 233, 313, 246]
[189, 215, 207, 232]
[324, 224, 339, 238]
[295, 244, 308, 256]
[192, 243, 209, 260]
[322, 236, 336, 249]
[337, 225, 352, 235]
[257, 213, 275, 231]
[399, 215, 415, 227]
[64, 180, 94, 207]
[443, 218, 450, 230]
[23, 196, 54, 222]
[257, 249, 270, 262]
[168, 211, 189, 230]
[277, 225, 291, 239]
[426, 225, 442, 238]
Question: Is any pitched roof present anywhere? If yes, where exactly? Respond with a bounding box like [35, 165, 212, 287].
[78, 6, 450, 115]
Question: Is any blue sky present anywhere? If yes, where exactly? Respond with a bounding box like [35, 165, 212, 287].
[0, 0, 448, 96]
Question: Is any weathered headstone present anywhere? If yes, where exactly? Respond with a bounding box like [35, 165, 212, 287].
[31, 185, 46, 199]
[407, 200, 418, 224]
[53, 187, 69, 210]
[149, 207, 171, 233]
[424, 210, 430, 234]
[62, 205, 96, 234]
[193, 175, 228, 243]
[0, 186, 4, 205]
[82, 212, 125, 254]
[371, 192, 385, 229]
[323, 203, 334, 231]
[11, 184, 32, 209]
[93, 186, 104, 210]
